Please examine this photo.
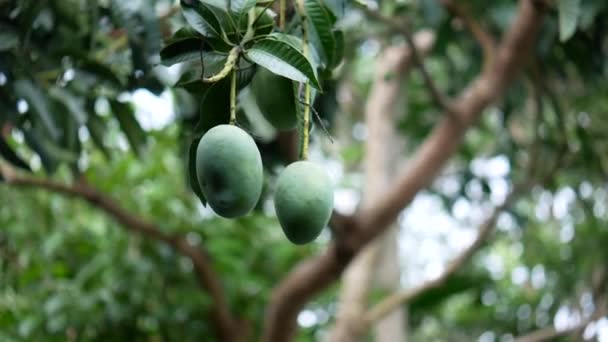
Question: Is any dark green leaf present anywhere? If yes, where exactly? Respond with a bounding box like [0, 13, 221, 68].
[330, 29, 344, 68]
[558, 0, 581, 42]
[160, 37, 203, 66]
[13, 79, 60, 141]
[86, 111, 112, 160]
[175, 53, 228, 91]
[194, 79, 231, 136]
[304, 0, 335, 68]
[0, 24, 19, 51]
[245, 38, 321, 89]
[188, 137, 206, 205]
[109, 100, 147, 157]
[323, 0, 346, 19]
[23, 129, 58, 173]
[230, 0, 256, 16]
[181, 0, 225, 38]
[0, 136, 31, 171]
[48, 87, 86, 125]
[79, 60, 124, 88]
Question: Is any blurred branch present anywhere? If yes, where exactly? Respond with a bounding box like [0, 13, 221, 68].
[514, 310, 605, 342]
[440, 0, 496, 70]
[159, 3, 181, 21]
[362, 180, 531, 328]
[0, 164, 241, 342]
[358, 6, 456, 118]
[514, 267, 606, 342]
[264, 1, 548, 340]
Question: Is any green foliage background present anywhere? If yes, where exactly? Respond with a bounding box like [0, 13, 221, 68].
[1, 0, 607, 341]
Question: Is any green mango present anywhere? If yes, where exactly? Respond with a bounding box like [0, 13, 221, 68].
[250, 67, 298, 130]
[196, 125, 263, 218]
[274, 161, 334, 244]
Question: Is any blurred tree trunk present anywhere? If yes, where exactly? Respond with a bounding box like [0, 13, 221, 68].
[329, 32, 434, 342]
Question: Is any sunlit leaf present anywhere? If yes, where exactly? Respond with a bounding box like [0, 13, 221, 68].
[245, 38, 321, 89]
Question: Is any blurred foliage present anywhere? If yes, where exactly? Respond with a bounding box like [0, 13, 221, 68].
[0, 0, 607, 341]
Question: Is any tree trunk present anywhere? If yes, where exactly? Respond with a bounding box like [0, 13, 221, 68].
[329, 31, 435, 342]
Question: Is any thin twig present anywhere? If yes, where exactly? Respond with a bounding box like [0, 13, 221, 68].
[440, 0, 496, 69]
[400, 24, 456, 117]
[358, 5, 457, 120]
[298, 99, 334, 143]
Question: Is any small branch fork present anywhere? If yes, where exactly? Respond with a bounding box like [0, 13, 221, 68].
[441, 0, 497, 69]
[358, 5, 456, 120]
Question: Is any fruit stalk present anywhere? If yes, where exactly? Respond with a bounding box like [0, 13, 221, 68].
[296, 0, 311, 160]
[230, 68, 237, 125]
[202, 46, 240, 83]
[279, 0, 286, 30]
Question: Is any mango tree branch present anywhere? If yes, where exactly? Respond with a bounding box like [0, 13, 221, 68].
[361, 180, 531, 328]
[0, 164, 241, 342]
[441, 0, 496, 69]
[359, 6, 454, 115]
[513, 311, 605, 342]
[401, 22, 455, 117]
[264, 1, 547, 341]
[514, 266, 607, 342]
[356, 0, 546, 240]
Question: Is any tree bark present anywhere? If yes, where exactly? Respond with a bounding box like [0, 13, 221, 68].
[329, 31, 435, 342]
[263, 1, 547, 341]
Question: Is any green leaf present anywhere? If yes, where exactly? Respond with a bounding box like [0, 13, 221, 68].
[323, 0, 346, 19]
[245, 38, 321, 89]
[330, 29, 344, 68]
[79, 60, 124, 88]
[0, 24, 19, 51]
[557, 0, 581, 42]
[13, 79, 60, 141]
[304, 0, 335, 68]
[175, 53, 228, 91]
[86, 112, 112, 160]
[188, 137, 206, 205]
[48, 87, 86, 125]
[195, 78, 233, 135]
[181, 0, 225, 38]
[0, 136, 31, 171]
[23, 129, 58, 173]
[109, 100, 147, 157]
[230, 0, 257, 16]
[160, 37, 203, 66]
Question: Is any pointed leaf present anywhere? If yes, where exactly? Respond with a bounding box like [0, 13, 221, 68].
[79, 60, 124, 88]
[181, 0, 225, 38]
[160, 37, 203, 66]
[245, 38, 321, 89]
[86, 111, 112, 160]
[23, 129, 58, 173]
[13, 79, 60, 141]
[48, 87, 87, 125]
[229, 0, 256, 16]
[324, 0, 346, 19]
[0, 24, 18, 51]
[109, 100, 147, 157]
[557, 0, 580, 42]
[0, 136, 31, 171]
[175, 53, 228, 91]
[330, 29, 344, 68]
[188, 137, 206, 205]
[304, 0, 335, 68]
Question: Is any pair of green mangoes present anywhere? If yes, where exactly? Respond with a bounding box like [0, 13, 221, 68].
[195, 122, 333, 244]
